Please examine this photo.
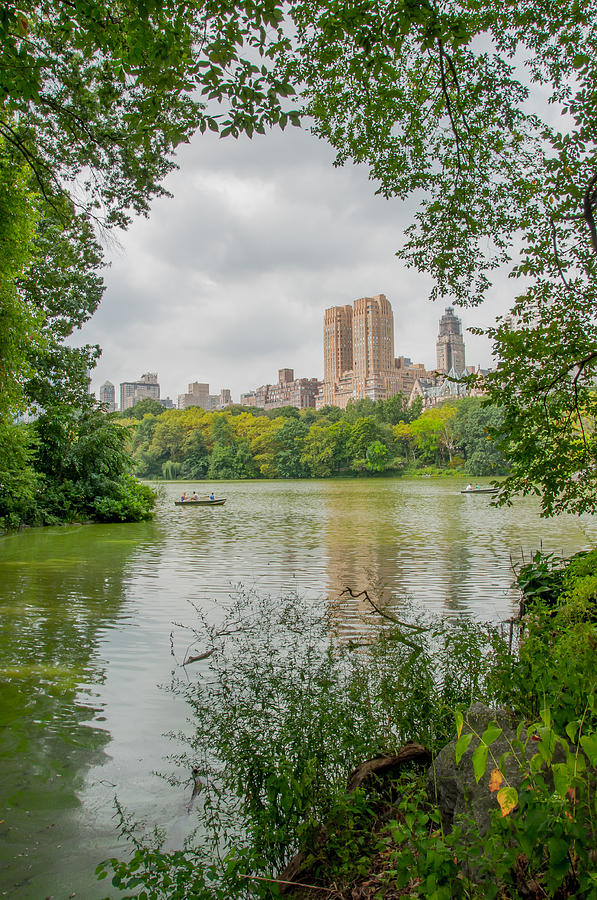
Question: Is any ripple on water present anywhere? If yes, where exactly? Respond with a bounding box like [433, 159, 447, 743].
[0, 478, 594, 898]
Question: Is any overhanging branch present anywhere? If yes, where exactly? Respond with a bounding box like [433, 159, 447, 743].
[583, 173, 597, 255]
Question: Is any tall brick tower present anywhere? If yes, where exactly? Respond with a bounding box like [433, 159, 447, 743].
[436, 307, 466, 373]
[352, 294, 395, 381]
[323, 304, 353, 383]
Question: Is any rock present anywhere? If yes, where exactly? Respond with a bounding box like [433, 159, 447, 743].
[426, 702, 525, 837]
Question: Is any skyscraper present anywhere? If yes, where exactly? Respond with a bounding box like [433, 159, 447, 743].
[352, 294, 395, 384]
[99, 380, 116, 412]
[318, 294, 425, 409]
[119, 373, 160, 411]
[436, 307, 466, 374]
[323, 304, 353, 384]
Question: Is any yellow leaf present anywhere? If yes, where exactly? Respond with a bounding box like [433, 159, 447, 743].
[489, 768, 504, 792]
[497, 786, 518, 817]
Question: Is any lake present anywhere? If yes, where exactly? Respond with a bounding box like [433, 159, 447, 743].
[1, 478, 595, 898]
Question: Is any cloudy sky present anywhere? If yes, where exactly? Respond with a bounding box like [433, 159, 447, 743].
[80, 125, 512, 406]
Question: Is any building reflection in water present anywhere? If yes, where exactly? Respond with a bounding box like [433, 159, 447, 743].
[320, 479, 519, 642]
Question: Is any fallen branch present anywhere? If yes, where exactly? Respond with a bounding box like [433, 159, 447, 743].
[183, 648, 216, 665]
[239, 872, 333, 893]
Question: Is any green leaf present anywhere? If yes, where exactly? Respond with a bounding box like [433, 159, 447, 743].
[548, 836, 570, 868]
[455, 710, 464, 739]
[472, 742, 489, 783]
[552, 762, 571, 798]
[480, 723, 502, 747]
[455, 731, 473, 764]
[580, 733, 597, 766]
[540, 707, 551, 728]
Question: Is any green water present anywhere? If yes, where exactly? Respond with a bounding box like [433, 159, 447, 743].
[0, 479, 595, 898]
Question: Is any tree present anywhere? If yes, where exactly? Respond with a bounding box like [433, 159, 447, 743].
[126, 398, 165, 420]
[207, 439, 257, 479]
[315, 405, 344, 424]
[0, 422, 39, 529]
[394, 422, 417, 465]
[1, 0, 298, 229]
[211, 415, 234, 448]
[283, 0, 597, 513]
[365, 440, 389, 472]
[207, 443, 237, 480]
[376, 393, 413, 425]
[181, 430, 209, 480]
[150, 420, 186, 464]
[453, 398, 509, 477]
[346, 418, 381, 466]
[409, 406, 457, 466]
[273, 418, 309, 478]
[301, 425, 336, 477]
[267, 405, 300, 419]
[344, 398, 376, 422]
[0, 140, 42, 417]
[31, 407, 154, 523]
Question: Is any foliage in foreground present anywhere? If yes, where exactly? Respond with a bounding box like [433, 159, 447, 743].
[97, 548, 597, 898]
[0, 138, 152, 529]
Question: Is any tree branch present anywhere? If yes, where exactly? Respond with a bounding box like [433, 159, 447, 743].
[0, 119, 66, 217]
[437, 40, 463, 173]
[549, 217, 575, 294]
[545, 350, 597, 394]
[583, 173, 597, 255]
[340, 587, 427, 654]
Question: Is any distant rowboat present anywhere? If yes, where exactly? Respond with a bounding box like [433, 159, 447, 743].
[175, 498, 226, 506]
[460, 488, 499, 495]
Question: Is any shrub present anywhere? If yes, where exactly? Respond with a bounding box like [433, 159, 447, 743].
[99, 589, 508, 896]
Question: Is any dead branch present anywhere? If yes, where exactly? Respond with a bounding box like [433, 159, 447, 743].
[340, 588, 427, 632]
[183, 648, 216, 665]
[239, 872, 333, 893]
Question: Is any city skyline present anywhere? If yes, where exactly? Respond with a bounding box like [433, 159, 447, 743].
[90, 290, 489, 407]
[79, 127, 509, 406]
[105, 301, 475, 411]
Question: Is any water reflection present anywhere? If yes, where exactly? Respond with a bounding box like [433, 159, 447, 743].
[319, 478, 595, 632]
[0, 522, 156, 897]
[0, 479, 594, 898]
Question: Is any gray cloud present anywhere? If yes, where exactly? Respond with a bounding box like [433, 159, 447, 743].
[80, 126, 510, 403]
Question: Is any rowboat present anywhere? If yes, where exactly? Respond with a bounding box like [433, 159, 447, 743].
[460, 488, 499, 494]
[175, 498, 226, 506]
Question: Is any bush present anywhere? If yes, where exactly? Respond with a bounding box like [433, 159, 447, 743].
[90, 476, 155, 522]
[97, 551, 597, 898]
[0, 421, 39, 529]
[99, 589, 507, 896]
[490, 549, 597, 734]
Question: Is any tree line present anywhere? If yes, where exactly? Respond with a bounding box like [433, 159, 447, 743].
[120, 395, 508, 481]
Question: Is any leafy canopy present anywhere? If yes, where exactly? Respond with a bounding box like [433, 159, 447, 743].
[3, 0, 595, 515]
[282, 0, 597, 514]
